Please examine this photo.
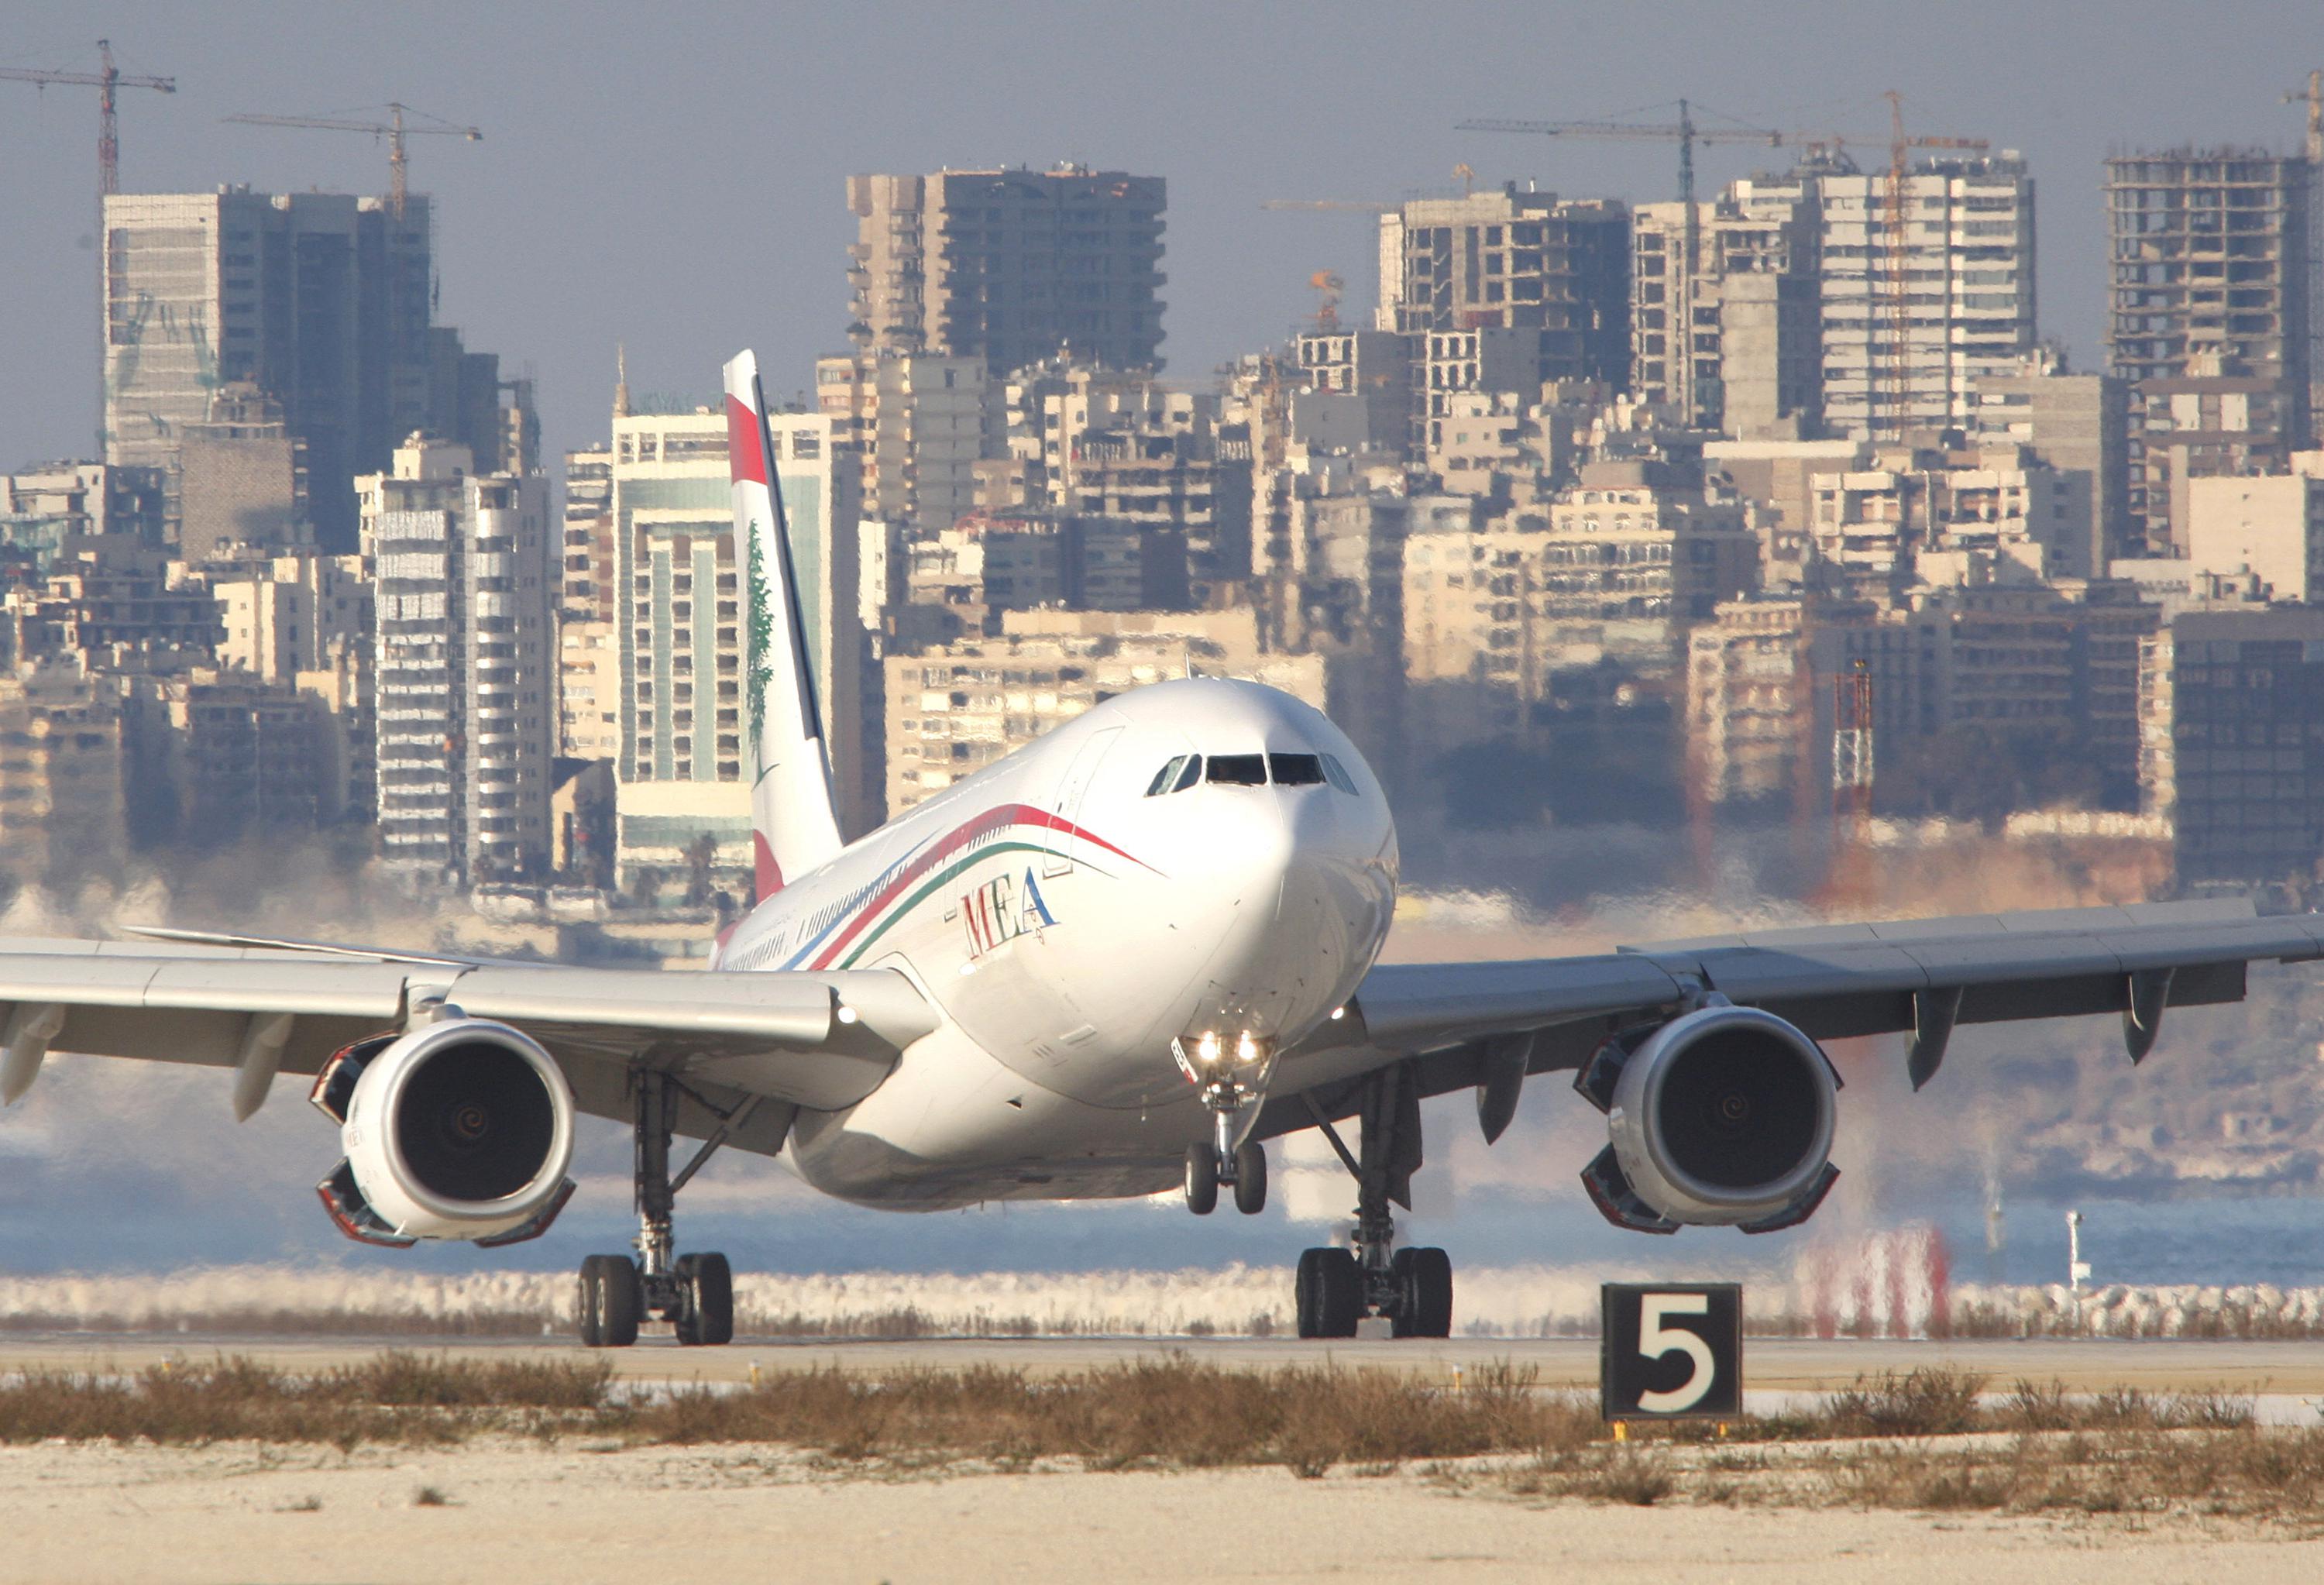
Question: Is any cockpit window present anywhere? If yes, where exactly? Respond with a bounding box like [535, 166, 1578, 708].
[1172, 755, 1204, 792]
[1320, 754, 1359, 795]
[1146, 755, 1188, 796]
[1268, 753, 1325, 786]
[1205, 754, 1268, 787]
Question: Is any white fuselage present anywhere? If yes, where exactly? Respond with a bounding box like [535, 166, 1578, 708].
[710, 679, 1400, 1209]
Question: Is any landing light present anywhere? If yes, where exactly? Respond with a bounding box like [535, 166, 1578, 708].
[1329, 1006, 1345, 1021]
[836, 1005, 859, 1026]
[1236, 1032, 1260, 1065]
[1197, 1031, 1222, 1067]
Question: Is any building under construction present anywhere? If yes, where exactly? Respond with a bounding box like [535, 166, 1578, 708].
[101, 188, 525, 552]
[2103, 147, 2315, 552]
[845, 167, 1167, 377]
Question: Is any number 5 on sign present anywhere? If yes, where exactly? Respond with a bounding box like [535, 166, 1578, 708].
[1600, 1283, 1741, 1422]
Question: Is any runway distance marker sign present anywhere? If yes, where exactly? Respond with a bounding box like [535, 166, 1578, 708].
[1600, 1282, 1741, 1422]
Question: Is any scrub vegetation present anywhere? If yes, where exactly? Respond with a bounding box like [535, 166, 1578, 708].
[4, 1355, 2322, 1520]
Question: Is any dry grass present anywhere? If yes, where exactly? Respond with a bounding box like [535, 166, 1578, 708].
[0, 1353, 617, 1448]
[8, 1352, 2324, 1522]
[634, 1357, 1590, 1475]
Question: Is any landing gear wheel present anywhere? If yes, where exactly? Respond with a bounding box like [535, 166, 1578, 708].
[1391, 1246, 1453, 1339]
[1232, 1141, 1267, 1215]
[1184, 1141, 1219, 1215]
[577, 1254, 641, 1348]
[1294, 1246, 1361, 1339]
[673, 1252, 734, 1346]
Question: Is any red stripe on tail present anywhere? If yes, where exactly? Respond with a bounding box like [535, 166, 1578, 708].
[726, 395, 768, 485]
[754, 830, 783, 899]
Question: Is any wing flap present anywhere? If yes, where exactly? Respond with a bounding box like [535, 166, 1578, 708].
[0, 939, 942, 1132]
[1315, 899, 2324, 1100]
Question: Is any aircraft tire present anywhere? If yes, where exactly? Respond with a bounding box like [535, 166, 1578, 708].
[675, 1253, 735, 1346]
[1232, 1142, 1267, 1215]
[1184, 1142, 1220, 1215]
[578, 1254, 642, 1348]
[1390, 1247, 1453, 1339]
[1294, 1246, 1361, 1339]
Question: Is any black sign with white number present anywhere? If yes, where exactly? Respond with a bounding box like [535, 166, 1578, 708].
[1600, 1283, 1742, 1421]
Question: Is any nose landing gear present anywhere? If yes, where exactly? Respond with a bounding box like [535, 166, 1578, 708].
[573, 1070, 744, 1348]
[1176, 1030, 1276, 1215]
[1184, 1133, 1268, 1215]
[1291, 1062, 1452, 1339]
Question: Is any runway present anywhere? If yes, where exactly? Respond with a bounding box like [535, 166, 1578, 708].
[9, 1330, 2324, 1396]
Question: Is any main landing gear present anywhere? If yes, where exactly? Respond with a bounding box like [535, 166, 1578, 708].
[575, 1070, 738, 1347]
[1291, 1062, 1452, 1339]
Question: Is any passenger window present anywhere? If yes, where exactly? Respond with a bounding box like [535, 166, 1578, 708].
[1268, 753, 1325, 786]
[1172, 755, 1204, 792]
[1321, 754, 1359, 795]
[1146, 755, 1188, 796]
[1206, 754, 1267, 787]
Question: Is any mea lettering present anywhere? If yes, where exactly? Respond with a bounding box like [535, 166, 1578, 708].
[960, 866, 1059, 959]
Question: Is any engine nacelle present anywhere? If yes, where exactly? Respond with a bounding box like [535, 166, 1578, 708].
[1574, 1002, 1840, 1234]
[311, 1017, 576, 1244]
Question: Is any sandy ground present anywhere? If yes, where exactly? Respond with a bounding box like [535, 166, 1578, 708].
[6, 1434, 2324, 1585]
[9, 1334, 2324, 1581]
[10, 1332, 2324, 1394]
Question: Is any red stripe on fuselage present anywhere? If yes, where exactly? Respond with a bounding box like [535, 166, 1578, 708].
[726, 394, 768, 485]
[803, 802, 1150, 971]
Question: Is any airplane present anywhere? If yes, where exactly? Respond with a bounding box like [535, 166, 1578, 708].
[12, 347, 2324, 1346]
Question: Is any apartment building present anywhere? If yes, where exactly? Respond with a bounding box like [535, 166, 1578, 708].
[356, 435, 554, 883]
[1376, 187, 1629, 376]
[1738, 155, 2034, 442]
[1630, 188, 1821, 434]
[816, 351, 992, 535]
[2181, 452, 2324, 600]
[883, 607, 1323, 813]
[611, 401, 865, 885]
[2106, 149, 2313, 549]
[847, 167, 1167, 375]
[2140, 607, 2324, 884]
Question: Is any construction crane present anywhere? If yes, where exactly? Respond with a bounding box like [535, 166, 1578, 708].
[1308, 270, 1345, 331]
[1878, 92, 1989, 435]
[0, 38, 177, 194]
[1260, 198, 1394, 213]
[1459, 102, 1785, 424]
[223, 102, 482, 220]
[1, 40, 177, 456]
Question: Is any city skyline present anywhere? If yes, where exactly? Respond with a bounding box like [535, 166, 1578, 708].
[3, 1, 2321, 477]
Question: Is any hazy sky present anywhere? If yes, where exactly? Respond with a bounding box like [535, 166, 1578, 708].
[3, 1, 2320, 477]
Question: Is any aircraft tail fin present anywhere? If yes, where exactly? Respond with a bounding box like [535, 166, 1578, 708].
[724, 349, 843, 897]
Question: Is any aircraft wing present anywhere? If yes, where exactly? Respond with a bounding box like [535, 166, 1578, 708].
[0, 937, 939, 1157]
[1265, 897, 2324, 1127]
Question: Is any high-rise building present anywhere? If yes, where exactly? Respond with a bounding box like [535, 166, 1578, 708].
[611, 402, 864, 884]
[814, 351, 992, 535]
[1755, 154, 2036, 442]
[562, 443, 614, 621]
[1630, 189, 1821, 434]
[1376, 188, 1631, 404]
[2104, 148, 2313, 550]
[101, 188, 519, 551]
[356, 436, 554, 883]
[846, 167, 1167, 376]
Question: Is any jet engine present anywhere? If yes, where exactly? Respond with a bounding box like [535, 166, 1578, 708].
[309, 1016, 576, 1246]
[1573, 1001, 1840, 1234]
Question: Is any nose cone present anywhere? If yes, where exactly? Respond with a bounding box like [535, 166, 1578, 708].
[1171, 779, 1395, 1054]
